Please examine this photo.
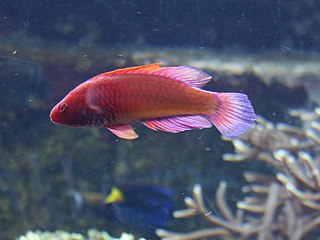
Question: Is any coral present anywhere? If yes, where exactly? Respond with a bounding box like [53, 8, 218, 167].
[157, 107, 320, 240]
[16, 229, 147, 240]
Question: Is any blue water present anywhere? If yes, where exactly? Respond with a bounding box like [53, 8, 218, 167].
[1, 1, 320, 240]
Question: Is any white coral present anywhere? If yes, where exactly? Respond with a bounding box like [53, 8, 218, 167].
[16, 229, 146, 240]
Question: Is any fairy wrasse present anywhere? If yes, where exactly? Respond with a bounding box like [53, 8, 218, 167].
[50, 63, 256, 140]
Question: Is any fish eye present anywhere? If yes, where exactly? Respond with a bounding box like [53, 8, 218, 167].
[59, 103, 68, 112]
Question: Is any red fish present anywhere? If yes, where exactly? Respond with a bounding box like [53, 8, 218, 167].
[50, 63, 256, 140]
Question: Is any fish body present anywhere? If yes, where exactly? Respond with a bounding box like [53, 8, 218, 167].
[104, 185, 173, 232]
[50, 63, 256, 139]
[79, 185, 173, 237]
[89, 74, 213, 123]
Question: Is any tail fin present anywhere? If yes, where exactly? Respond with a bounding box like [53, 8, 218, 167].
[208, 92, 256, 138]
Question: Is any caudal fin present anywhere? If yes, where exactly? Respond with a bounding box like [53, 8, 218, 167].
[208, 92, 256, 138]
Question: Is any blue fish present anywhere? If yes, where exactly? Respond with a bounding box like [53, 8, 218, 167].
[103, 185, 173, 235]
[76, 185, 173, 238]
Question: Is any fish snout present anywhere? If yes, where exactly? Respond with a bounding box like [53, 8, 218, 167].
[49, 107, 59, 124]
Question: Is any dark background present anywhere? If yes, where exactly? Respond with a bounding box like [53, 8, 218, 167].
[1, 0, 320, 51]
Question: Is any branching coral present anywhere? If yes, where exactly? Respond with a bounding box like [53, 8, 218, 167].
[157, 182, 283, 240]
[157, 107, 320, 240]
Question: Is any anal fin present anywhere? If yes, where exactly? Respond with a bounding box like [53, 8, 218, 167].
[107, 124, 138, 140]
[142, 115, 212, 133]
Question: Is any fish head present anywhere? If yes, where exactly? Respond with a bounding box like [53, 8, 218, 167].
[50, 86, 89, 127]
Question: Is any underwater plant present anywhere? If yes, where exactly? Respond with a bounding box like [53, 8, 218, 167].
[156, 107, 320, 240]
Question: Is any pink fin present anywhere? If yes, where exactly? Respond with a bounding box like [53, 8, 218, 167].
[92, 63, 212, 88]
[107, 124, 138, 140]
[157, 66, 212, 88]
[208, 93, 256, 138]
[142, 115, 212, 133]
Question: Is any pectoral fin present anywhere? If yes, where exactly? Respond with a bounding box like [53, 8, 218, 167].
[107, 124, 139, 140]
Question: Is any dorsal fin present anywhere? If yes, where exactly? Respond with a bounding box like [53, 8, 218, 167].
[92, 63, 212, 88]
[97, 63, 162, 77]
[156, 66, 212, 88]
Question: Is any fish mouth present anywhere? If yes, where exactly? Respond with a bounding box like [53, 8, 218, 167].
[49, 108, 58, 123]
[49, 116, 55, 123]
[49, 114, 63, 125]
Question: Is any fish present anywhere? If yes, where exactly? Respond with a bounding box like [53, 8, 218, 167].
[50, 63, 256, 139]
[103, 185, 173, 233]
[77, 185, 173, 237]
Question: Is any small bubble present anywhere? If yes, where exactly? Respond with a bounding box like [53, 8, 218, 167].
[12, 50, 17, 54]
